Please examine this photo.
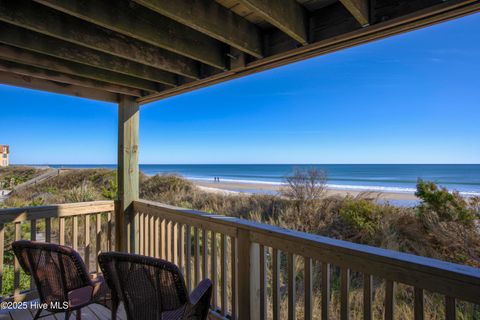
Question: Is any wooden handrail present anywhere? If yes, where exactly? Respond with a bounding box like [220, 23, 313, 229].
[0, 200, 114, 224]
[134, 198, 480, 319]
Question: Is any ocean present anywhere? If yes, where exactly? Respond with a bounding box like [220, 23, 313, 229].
[47, 164, 480, 197]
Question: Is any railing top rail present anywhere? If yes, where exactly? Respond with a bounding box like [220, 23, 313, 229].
[0, 200, 114, 224]
[135, 199, 480, 304]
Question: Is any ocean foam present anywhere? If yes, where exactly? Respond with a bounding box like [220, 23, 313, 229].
[187, 177, 480, 197]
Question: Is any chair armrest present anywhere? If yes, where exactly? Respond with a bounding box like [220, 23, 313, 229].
[68, 285, 93, 308]
[189, 279, 213, 306]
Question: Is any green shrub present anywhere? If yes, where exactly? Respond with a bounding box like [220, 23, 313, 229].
[339, 198, 383, 236]
[415, 179, 477, 225]
[101, 178, 118, 200]
[1, 264, 30, 297]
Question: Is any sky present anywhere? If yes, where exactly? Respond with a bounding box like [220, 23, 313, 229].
[1, 13, 479, 165]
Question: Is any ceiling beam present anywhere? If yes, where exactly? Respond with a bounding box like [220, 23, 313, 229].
[0, 44, 160, 93]
[0, 23, 177, 87]
[133, 0, 263, 58]
[34, 0, 227, 70]
[138, 0, 480, 105]
[0, 59, 143, 97]
[237, 0, 308, 45]
[0, 0, 199, 79]
[0, 70, 120, 103]
[339, 0, 370, 26]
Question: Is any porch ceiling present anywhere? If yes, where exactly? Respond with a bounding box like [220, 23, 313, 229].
[0, 0, 478, 104]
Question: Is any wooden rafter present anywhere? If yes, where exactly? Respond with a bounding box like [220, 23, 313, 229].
[0, 0, 476, 104]
[0, 44, 159, 93]
[138, 0, 480, 104]
[33, 0, 227, 70]
[0, 23, 177, 86]
[340, 0, 370, 26]
[0, 0, 200, 79]
[133, 0, 263, 58]
[237, 0, 308, 45]
[0, 59, 143, 97]
[0, 70, 120, 102]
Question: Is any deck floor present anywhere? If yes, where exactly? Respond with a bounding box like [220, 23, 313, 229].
[0, 303, 126, 320]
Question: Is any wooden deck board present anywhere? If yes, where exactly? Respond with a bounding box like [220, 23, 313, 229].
[3, 304, 123, 320]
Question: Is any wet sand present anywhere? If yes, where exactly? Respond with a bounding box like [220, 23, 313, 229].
[194, 180, 418, 201]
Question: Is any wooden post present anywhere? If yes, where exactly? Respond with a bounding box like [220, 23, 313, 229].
[116, 95, 139, 253]
[237, 229, 260, 320]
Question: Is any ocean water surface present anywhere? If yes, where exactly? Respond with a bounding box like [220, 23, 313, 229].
[47, 164, 480, 197]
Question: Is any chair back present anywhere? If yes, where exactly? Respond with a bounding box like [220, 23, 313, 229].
[99, 252, 189, 319]
[12, 240, 91, 307]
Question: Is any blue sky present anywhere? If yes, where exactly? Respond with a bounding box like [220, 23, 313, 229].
[1, 13, 479, 165]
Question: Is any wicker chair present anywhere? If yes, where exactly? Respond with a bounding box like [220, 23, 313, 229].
[98, 252, 212, 320]
[12, 240, 111, 320]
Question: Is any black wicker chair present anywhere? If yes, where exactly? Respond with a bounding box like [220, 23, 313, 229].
[12, 240, 111, 319]
[98, 252, 212, 320]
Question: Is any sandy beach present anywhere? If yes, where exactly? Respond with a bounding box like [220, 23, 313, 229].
[194, 179, 419, 201]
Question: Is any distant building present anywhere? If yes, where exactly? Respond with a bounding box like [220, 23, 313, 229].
[0, 145, 9, 167]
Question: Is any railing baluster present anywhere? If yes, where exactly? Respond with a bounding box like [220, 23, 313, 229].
[288, 253, 296, 320]
[14, 222, 21, 296]
[172, 222, 178, 264]
[231, 236, 237, 320]
[202, 229, 208, 280]
[96, 213, 101, 273]
[221, 233, 227, 316]
[385, 280, 395, 320]
[260, 245, 267, 320]
[107, 211, 112, 251]
[0, 223, 4, 295]
[445, 296, 456, 320]
[178, 223, 184, 273]
[194, 227, 200, 286]
[211, 231, 218, 309]
[149, 215, 154, 257]
[167, 220, 172, 261]
[85, 215, 90, 272]
[321, 263, 330, 320]
[186, 225, 192, 292]
[304, 257, 312, 320]
[59, 217, 65, 245]
[161, 219, 166, 259]
[154, 216, 160, 258]
[30, 220, 36, 241]
[139, 212, 144, 255]
[363, 274, 373, 320]
[340, 267, 350, 320]
[30, 219, 36, 288]
[144, 213, 149, 255]
[72, 216, 78, 251]
[272, 248, 280, 320]
[414, 287, 424, 320]
[168, 221, 172, 262]
[45, 217, 51, 243]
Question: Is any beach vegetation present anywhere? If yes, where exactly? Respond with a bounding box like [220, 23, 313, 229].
[339, 197, 384, 237]
[1, 168, 480, 317]
[101, 177, 118, 200]
[415, 179, 478, 224]
[0, 166, 47, 189]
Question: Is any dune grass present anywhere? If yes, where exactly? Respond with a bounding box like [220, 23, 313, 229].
[1, 168, 479, 317]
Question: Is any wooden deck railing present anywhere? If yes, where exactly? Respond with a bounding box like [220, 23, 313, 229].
[0, 201, 115, 301]
[1, 199, 479, 319]
[133, 199, 480, 320]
